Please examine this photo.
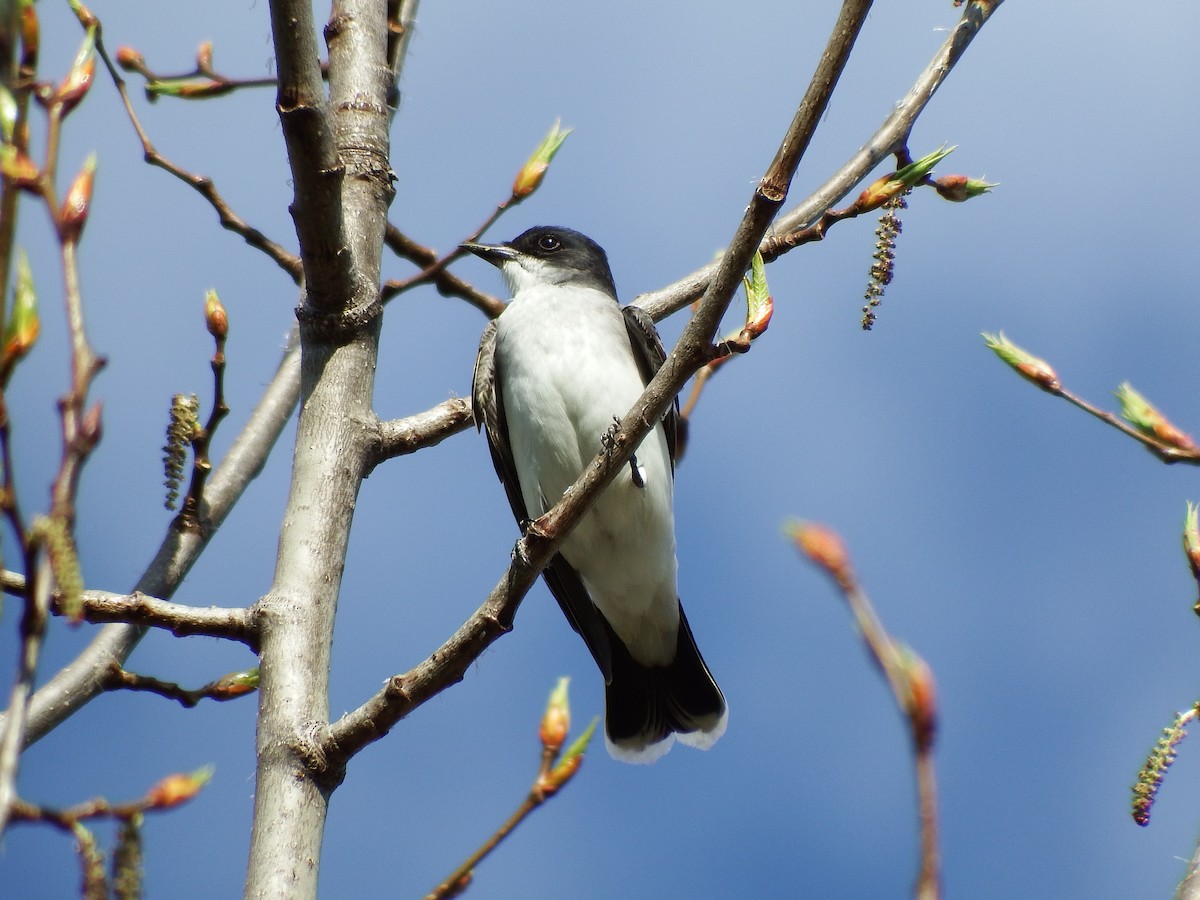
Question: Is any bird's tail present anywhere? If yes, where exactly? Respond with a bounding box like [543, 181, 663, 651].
[603, 603, 727, 764]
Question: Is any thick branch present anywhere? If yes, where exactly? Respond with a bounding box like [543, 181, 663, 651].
[367, 397, 474, 471]
[246, 2, 393, 898]
[270, 0, 348, 310]
[1, 571, 256, 645]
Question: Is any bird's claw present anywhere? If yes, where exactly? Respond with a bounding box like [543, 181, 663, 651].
[601, 417, 622, 455]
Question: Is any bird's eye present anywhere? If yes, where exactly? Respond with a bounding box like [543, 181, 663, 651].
[536, 234, 561, 252]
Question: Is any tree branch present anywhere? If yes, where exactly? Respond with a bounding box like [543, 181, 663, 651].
[94, 33, 304, 282]
[636, 0, 1003, 322]
[4, 342, 300, 747]
[270, 0, 348, 314]
[381, 224, 505, 316]
[1, 570, 257, 645]
[323, 0, 878, 765]
[245, 1, 393, 896]
[102, 663, 258, 708]
[367, 397, 475, 471]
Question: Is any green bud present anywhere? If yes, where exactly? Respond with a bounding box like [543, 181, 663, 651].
[512, 118, 572, 199]
[0, 85, 16, 143]
[1115, 382, 1197, 451]
[741, 250, 772, 339]
[982, 331, 1060, 392]
[2, 248, 39, 381]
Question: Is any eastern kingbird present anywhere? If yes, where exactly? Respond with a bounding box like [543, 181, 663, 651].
[466, 226, 727, 763]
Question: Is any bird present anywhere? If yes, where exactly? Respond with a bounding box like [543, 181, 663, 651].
[466, 225, 727, 763]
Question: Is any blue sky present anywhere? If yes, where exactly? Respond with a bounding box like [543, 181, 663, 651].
[3, 2, 1199, 898]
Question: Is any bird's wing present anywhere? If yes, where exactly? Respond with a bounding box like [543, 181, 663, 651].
[621, 304, 679, 469]
[471, 320, 615, 681]
[472, 321, 528, 521]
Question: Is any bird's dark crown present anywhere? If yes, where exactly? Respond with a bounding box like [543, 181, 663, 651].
[505, 226, 617, 297]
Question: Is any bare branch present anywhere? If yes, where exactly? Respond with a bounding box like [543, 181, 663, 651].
[77, 592, 256, 645]
[6, 341, 300, 747]
[382, 225, 505, 316]
[368, 398, 474, 470]
[1, 570, 256, 645]
[636, 0, 1004, 322]
[101, 664, 258, 708]
[94, 35, 304, 282]
[1056, 389, 1200, 465]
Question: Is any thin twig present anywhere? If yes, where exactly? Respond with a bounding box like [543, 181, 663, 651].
[116, 45, 314, 101]
[382, 225, 505, 316]
[101, 664, 258, 708]
[428, 684, 594, 899]
[93, 32, 304, 282]
[1055, 389, 1200, 465]
[178, 296, 231, 528]
[384, 204, 509, 297]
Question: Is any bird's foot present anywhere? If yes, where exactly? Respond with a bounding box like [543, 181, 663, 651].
[601, 416, 622, 455]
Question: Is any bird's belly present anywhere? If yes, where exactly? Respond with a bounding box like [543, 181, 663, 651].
[499, 304, 680, 663]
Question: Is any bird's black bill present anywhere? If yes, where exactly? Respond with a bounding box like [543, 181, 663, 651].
[461, 241, 515, 267]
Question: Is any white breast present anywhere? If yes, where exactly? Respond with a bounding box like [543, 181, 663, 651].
[496, 283, 680, 665]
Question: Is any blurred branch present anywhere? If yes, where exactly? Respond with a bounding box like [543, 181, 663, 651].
[92, 31, 304, 282]
[789, 522, 941, 900]
[10, 765, 213, 826]
[114, 41, 314, 101]
[0, 58, 107, 831]
[1180, 842, 1200, 900]
[1058, 387, 1200, 464]
[385, 0, 419, 110]
[0, 0, 35, 327]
